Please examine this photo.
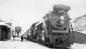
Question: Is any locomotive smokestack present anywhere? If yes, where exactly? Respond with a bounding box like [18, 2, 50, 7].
[53, 4, 70, 13]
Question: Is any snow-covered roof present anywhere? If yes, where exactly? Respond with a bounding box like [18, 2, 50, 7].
[0, 22, 12, 28]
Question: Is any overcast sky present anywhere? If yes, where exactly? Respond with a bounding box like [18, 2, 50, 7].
[0, 0, 86, 31]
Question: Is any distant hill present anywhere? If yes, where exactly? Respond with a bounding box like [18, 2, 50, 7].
[73, 15, 86, 31]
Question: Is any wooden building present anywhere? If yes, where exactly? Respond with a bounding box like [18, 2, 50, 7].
[0, 21, 12, 41]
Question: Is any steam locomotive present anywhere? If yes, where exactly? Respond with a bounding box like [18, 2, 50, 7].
[21, 4, 74, 48]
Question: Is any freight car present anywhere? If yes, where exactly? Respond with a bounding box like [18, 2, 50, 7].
[21, 4, 74, 49]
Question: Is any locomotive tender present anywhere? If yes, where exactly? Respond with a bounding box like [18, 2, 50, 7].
[22, 4, 74, 48]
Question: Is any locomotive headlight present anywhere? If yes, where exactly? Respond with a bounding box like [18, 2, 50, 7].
[60, 16, 65, 24]
[60, 16, 64, 20]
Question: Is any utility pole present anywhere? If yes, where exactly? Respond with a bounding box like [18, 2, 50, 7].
[10, 17, 14, 39]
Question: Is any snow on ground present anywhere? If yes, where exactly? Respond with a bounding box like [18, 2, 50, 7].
[0, 39, 49, 49]
[0, 39, 86, 49]
[71, 43, 86, 49]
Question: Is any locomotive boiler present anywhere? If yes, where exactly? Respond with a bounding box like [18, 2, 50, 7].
[22, 4, 74, 49]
